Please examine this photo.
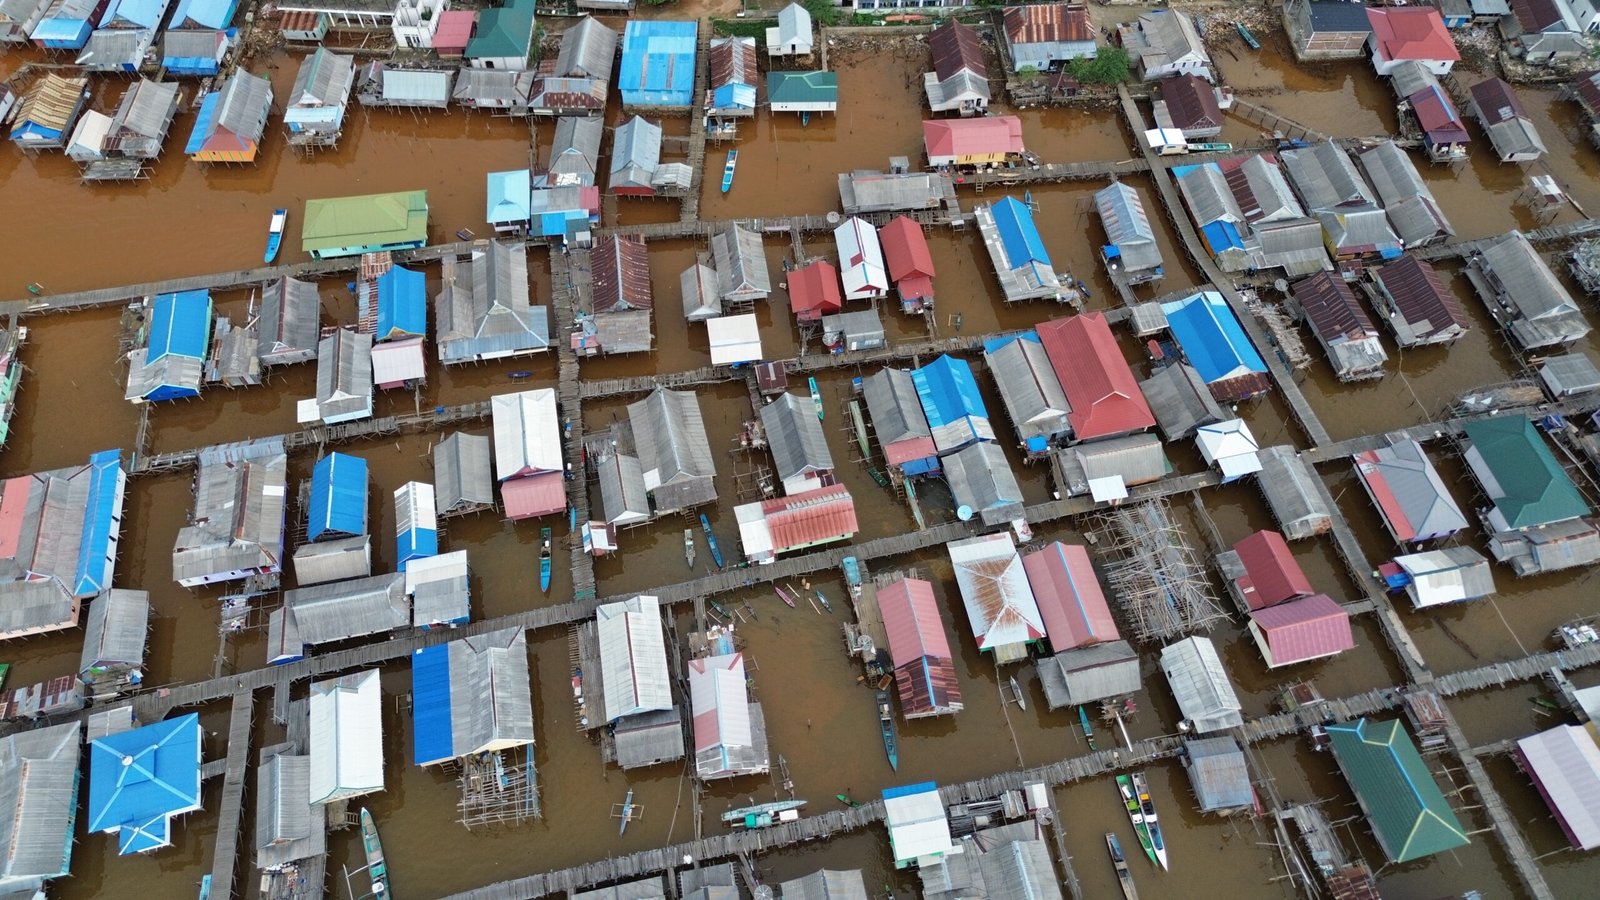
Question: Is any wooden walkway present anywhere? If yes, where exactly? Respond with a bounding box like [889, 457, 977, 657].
[208, 690, 256, 900]
[551, 250, 597, 601]
[963, 158, 1150, 186]
[1410, 217, 1600, 262]
[1226, 98, 1331, 144]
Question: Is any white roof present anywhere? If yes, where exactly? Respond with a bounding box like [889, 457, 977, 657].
[405, 549, 468, 593]
[1145, 127, 1187, 150]
[1395, 547, 1494, 607]
[1195, 418, 1263, 478]
[491, 388, 562, 480]
[1516, 725, 1600, 850]
[597, 595, 672, 722]
[1088, 475, 1129, 503]
[947, 532, 1044, 653]
[735, 499, 774, 561]
[371, 337, 427, 385]
[883, 785, 958, 864]
[706, 314, 763, 365]
[833, 217, 888, 300]
[308, 670, 385, 804]
[395, 481, 437, 535]
[689, 653, 752, 750]
[68, 108, 111, 155]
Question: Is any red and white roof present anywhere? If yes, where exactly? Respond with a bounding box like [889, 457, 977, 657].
[689, 652, 752, 754]
[833, 217, 889, 300]
[948, 532, 1044, 653]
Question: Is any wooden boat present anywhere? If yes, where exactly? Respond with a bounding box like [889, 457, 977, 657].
[700, 514, 725, 568]
[1237, 23, 1260, 49]
[836, 793, 862, 808]
[876, 689, 899, 771]
[539, 527, 552, 593]
[618, 788, 636, 836]
[198, 874, 212, 900]
[1132, 771, 1169, 871]
[1116, 774, 1157, 866]
[265, 208, 287, 263]
[359, 808, 390, 897]
[1079, 705, 1098, 751]
[774, 585, 796, 608]
[721, 150, 737, 193]
[809, 376, 824, 420]
[867, 466, 891, 488]
[684, 528, 696, 570]
[0, 663, 9, 692]
[722, 798, 806, 828]
[814, 589, 833, 613]
[1106, 833, 1139, 900]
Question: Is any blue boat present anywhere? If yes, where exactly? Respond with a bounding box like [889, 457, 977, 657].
[809, 376, 824, 421]
[842, 556, 861, 590]
[264, 208, 286, 263]
[721, 150, 737, 193]
[701, 513, 725, 569]
[1237, 23, 1260, 49]
[815, 589, 833, 613]
[877, 689, 899, 770]
[539, 527, 552, 593]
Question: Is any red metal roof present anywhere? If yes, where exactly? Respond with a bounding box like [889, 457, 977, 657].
[1366, 8, 1459, 64]
[880, 216, 936, 302]
[789, 259, 843, 321]
[1250, 594, 1355, 665]
[877, 576, 954, 669]
[1469, 78, 1528, 127]
[1161, 74, 1222, 131]
[0, 476, 33, 562]
[1036, 313, 1155, 440]
[434, 10, 477, 54]
[592, 234, 653, 313]
[883, 436, 938, 467]
[501, 470, 565, 520]
[922, 117, 1024, 159]
[1021, 541, 1120, 650]
[761, 484, 858, 552]
[1233, 529, 1314, 610]
[1408, 86, 1470, 145]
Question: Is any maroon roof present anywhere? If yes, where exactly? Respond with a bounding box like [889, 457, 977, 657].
[1512, 0, 1566, 34]
[1233, 529, 1314, 610]
[1037, 313, 1155, 440]
[789, 259, 843, 321]
[1408, 86, 1471, 145]
[929, 19, 988, 82]
[591, 234, 653, 313]
[1003, 4, 1094, 43]
[1021, 541, 1120, 650]
[1572, 72, 1600, 118]
[1471, 78, 1528, 127]
[1161, 74, 1222, 131]
[1249, 594, 1355, 666]
[1293, 271, 1378, 342]
[1372, 257, 1468, 343]
[709, 36, 758, 91]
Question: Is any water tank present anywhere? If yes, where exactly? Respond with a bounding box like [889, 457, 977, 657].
[957, 505, 974, 522]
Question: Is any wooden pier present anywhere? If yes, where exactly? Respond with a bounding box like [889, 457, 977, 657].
[208, 689, 257, 900]
[1226, 98, 1331, 144]
[551, 250, 598, 601]
[1410, 217, 1600, 262]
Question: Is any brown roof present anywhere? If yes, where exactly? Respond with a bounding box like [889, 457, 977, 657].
[1003, 4, 1094, 44]
[591, 234, 653, 314]
[1512, 0, 1566, 34]
[1372, 256, 1467, 341]
[1293, 271, 1377, 342]
[930, 20, 988, 81]
[281, 9, 323, 34]
[1471, 77, 1528, 126]
[1161, 73, 1222, 130]
[1573, 72, 1600, 117]
[709, 37, 758, 91]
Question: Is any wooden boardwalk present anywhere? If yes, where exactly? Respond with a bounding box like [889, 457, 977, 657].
[963, 157, 1150, 187]
[1226, 98, 1332, 144]
[1410, 217, 1600, 262]
[208, 690, 256, 900]
[551, 250, 597, 601]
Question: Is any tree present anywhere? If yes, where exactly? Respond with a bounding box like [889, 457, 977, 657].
[1066, 47, 1131, 85]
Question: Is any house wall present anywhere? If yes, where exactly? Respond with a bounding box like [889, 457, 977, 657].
[192, 141, 259, 164]
[1010, 39, 1097, 73]
[392, 0, 443, 49]
[284, 14, 329, 40]
[1283, 0, 1370, 58]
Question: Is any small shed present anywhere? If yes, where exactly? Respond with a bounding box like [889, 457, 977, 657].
[1292, 271, 1388, 382]
[1195, 418, 1262, 482]
[1160, 636, 1244, 733]
[820, 308, 885, 352]
[308, 670, 385, 804]
[863, 367, 939, 476]
[407, 549, 471, 629]
[833, 217, 888, 301]
[1514, 724, 1600, 851]
[394, 481, 438, 567]
[880, 215, 936, 313]
[308, 452, 367, 542]
[87, 713, 201, 854]
[1248, 593, 1355, 667]
[944, 441, 1026, 526]
[1539, 352, 1600, 398]
[947, 532, 1044, 663]
[1353, 439, 1467, 544]
[912, 354, 994, 455]
[1021, 541, 1118, 651]
[1390, 546, 1496, 608]
[411, 628, 535, 766]
[689, 653, 769, 780]
[1182, 737, 1252, 813]
[1326, 717, 1469, 862]
[1257, 446, 1333, 540]
[789, 259, 843, 323]
[883, 782, 958, 868]
[292, 535, 371, 588]
[1002, 3, 1096, 72]
[680, 263, 721, 322]
[879, 577, 963, 719]
[79, 588, 150, 695]
[434, 432, 495, 516]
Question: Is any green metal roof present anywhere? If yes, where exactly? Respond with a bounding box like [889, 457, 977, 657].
[767, 70, 839, 105]
[466, 0, 536, 60]
[1326, 718, 1469, 863]
[302, 191, 429, 253]
[1463, 415, 1590, 529]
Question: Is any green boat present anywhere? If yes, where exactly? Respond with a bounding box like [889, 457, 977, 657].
[836, 793, 862, 808]
[0, 663, 10, 692]
[1116, 774, 1157, 866]
[360, 808, 390, 897]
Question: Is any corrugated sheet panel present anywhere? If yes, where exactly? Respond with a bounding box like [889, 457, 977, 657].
[308, 452, 368, 541]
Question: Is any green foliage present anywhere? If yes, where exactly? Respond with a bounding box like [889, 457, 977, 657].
[803, 0, 842, 27]
[711, 17, 770, 39]
[643, 0, 674, 7]
[1065, 47, 1131, 85]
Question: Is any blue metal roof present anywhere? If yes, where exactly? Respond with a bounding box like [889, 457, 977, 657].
[100, 0, 169, 29]
[308, 452, 368, 542]
[1200, 219, 1245, 253]
[397, 527, 438, 567]
[170, 0, 237, 29]
[981, 330, 1038, 354]
[882, 781, 939, 801]
[620, 21, 698, 108]
[88, 713, 201, 855]
[411, 643, 454, 765]
[712, 82, 757, 112]
[1160, 292, 1267, 385]
[30, 19, 91, 48]
[486, 169, 531, 225]
[183, 91, 219, 154]
[376, 264, 427, 340]
[74, 450, 125, 597]
[911, 354, 988, 430]
[991, 197, 1051, 268]
[147, 290, 212, 363]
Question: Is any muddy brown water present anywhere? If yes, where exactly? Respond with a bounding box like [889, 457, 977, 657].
[3, 26, 1599, 900]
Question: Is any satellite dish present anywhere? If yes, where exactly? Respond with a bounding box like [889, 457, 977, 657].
[957, 505, 974, 522]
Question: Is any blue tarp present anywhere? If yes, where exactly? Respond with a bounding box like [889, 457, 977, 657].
[411, 644, 455, 765]
[619, 21, 698, 108]
[147, 290, 212, 362]
[1161, 292, 1267, 385]
[73, 450, 124, 597]
[88, 713, 201, 855]
[485, 169, 531, 225]
[991, 197, 1051, 268]
[308, 452, 368, 542]
[397, 527, 438, 567]
[376, 264, 426, 340]
[169, 0, 237, 29]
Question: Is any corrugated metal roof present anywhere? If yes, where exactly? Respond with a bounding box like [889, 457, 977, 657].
[1258, 446, 1333, 540]
[1293, 271, 1388, 378]
[314, 328, 373, 422]
[1160, 636, 1243, 733]
[547, 116, 603, 187]
[597, 595, 672, 722]
[1037, 313, 1155, 440]
[880, 215, 937, 299]
[1540, 352, 1600, 397]
[193, 69, 272, 149]
[1357, 141, 1453, 247]
[628, 386, 716, 510]
[948, 532, 1044, 653]
[592, 233, 654, 313]
[1281, 141, 1374, 211]
[554, 15, 617, 79]
[1094, 181, 1162, 273]
[1139, 362, 1223, 440]
[878, 576, 954, 668]
[1176, 163, 1245, 226]
[705, 313, 762, 365]
[1246, 218, 1330, 277]
[308, 670, 385, 804]
[406, 550, 470, 627]
[619, 20, 697, 107]
[1161, 291, 1268, 385]
[1353, 438, 1467, 543]
[80, 588, 149, 673]
[923, 116, 1024, 160]
[758, 483, 857, 552]
[1326, 717, 1469, 862]
[281, 574, 407, 652]
[833, 217, 888, 300]
[778, 870, 869, 900]
[172, 439, 286, 586]
[1160, 74, 1221, 131]
[1038, 640, 1141, 708]
[789, 258, 842, 320]
[689, 653, 767, 779]
[288, 47, 355, 110]
[1250, 593, 1355, 666]
[451, 68, 534, 107]
[1366, 7, 1459, 64]
[1473, 230, 1586, 348]
[1395, 546, 1495, 607]
[1003, 3, 1093, 43]
[711, 223, 771, 301]
[491, 388, 561, 480]
[0, 721, 79, 879]
[610, 115, 661, 189]
[412, 627, 534, 766]
[436, 241, 549, 363]
[1516, 725, 1600, 850]
[293, 534, 371, 587]
[912, 354, 995, 453]
[985, 333, 1071, 446]
[255, 751, 324, 869]
[1372, 256, 1467, 346]
[883, 782, 956, 864]
[1463, 415, 1590, 530]
[761, 392, 833, 485]
[433, 432, 495, 513]
[257, 276, 321, 364]
[103, 78, 178, 157]
[1224, 155, 1303, 224]
[1232, 529, 1313, 609]
[1022, 541, 1118, 650]
[308, 452, 367, 541]
[1183, 737, 1253, 812]
[863, 368, 933, 447]
[597, 449, 650, 525]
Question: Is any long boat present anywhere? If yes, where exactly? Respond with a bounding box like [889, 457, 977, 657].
[618, 788, 635, 836]
[836, 793, 862, 808]
[1116, 774, 1157, 866]
[814, 589, 833, 614]
[1079, 706, 1097, 751]
[1106, 833, 1139, 900]
[1237, 22, 1260, 50]
[876, 689, 899, 770]
[721, 798, 805, 828]
[1132, 771, 1169, 871]
[359, 808, 390, 898]
[539, 527, 552, 593]
[684, 528, 696, 570]
[1009, 675, 1026, 712]
[264, 208, 286, 263]
[774, 585, 796, 608]
[700, 514, 724, 568]
[720, 150, 737, 193]
[809, 376, 824, 420]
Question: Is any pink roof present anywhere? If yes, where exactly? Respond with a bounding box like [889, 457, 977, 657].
[922, 116, 1025, 159]
[689, 653, 744, 753]
[879, 216, 936, 301]
[762, 484, 858, 551]
[1249, 594, 1354, 665]
[1366, 8, 1459, 64]
[789, 259, 843, 321]
[502, 471, 565, 519]
[883, 436, 939, 467]
[1233, 529, 1313, 610]
[0, 476, 32, 562]
[877, 576, 954, 669]
[434, 10, 477, 53]
[1021, 541, 1120, 650]
[1036, 313, 1155, 440]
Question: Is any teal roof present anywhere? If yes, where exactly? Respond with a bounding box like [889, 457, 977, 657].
[466, 0, 536, 60]
[1326, 718, 1469, 863]
[767, 70, 839, 105]
[1464, 416, 1590, 529]
[486, 169, 531, 225]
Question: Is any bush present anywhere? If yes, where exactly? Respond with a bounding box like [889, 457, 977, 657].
[1065, 47, 1131, 85]
[711, 17, 770, 39]
[804, 0, 842, 27]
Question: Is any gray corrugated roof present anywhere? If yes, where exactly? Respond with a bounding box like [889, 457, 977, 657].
[289, 47, 356, 108]
[611, 115, 662, 188]
[820, 307, 885, 346]
[77, 27, 153, 72]
[444, 627, 535, 758]
[1235, 155, 1303, 222]
[1095, 181, 1163, 272]
[945, 441, 1025, 525]
[862, 367, 931, 445]
[315, 328, 373, 420]
[434, 432, 495, 512]
[555, 16, 618, 79]
[711, 223, 771, 301]
[1177, 164, 1245, 225]
[292, 534, 371, 586]
[255, 751, 324, 868]
[778, 869, 869, 900]
[1038, 640, 1141, 708]
[628, 387, 717, 511]
[1140, 362, 1224, 440]
[1184, 736, 1253, 811]
[361, 64, 454, 107]
[79, 588, 150, 673]
[172, 441, 287, 586]
[548, 115, 603, 185]
[1484, 115, 1548, 161]
[922, 825, 1063, 900]
[1540, 352, 1600, 397]
[573, 875, 668, 900]
[104, 79, 178, 158]
[1477, 230, 1580, 322]
[1137, 10, 1208, 71]
[597, 450, 650, 523]
[257, 275, 321, 365]
[1069, 432, 1169, 487]
[437, 242, 550, 364]
[1317, 206, 1400, 254]
[612, 707, 685, 769]
[1247, 218, 1329, 276]
[986, 337, 1071, 445]
[838, 170, 946, 214]
[214, 69, 273, 144]
[452, 68, 534, 107]
[1160, 636, 1244, 733]
[0, 721, 82, 882]
[1281, 141, 1374, 211]
[1358, 141, 1453, 247]
[761, 392, 834, 482]
[1258, 445, 1332, 539]
[680, 263, 722, 321]
[280, 573, 408, 649]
